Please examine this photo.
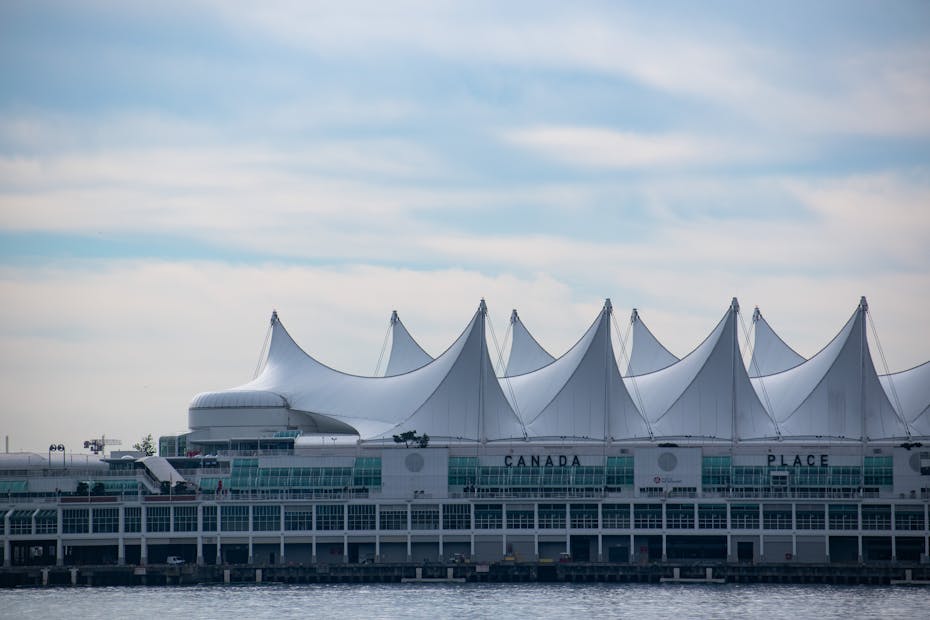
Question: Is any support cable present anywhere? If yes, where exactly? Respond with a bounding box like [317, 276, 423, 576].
[487, 313, 524, 433]
[373, 320, 392, 377]
[611, 311, 653, 439]
[738, 311, 780, 438]
[252, 316, 274, 379]
[867, 310, 910, 437]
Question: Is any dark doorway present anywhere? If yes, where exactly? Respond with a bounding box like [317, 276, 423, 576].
[737, 541, 754, 563]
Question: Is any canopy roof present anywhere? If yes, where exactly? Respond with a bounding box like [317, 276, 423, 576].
[383, 311, 433, 376]
[747, 307, 806, 378]
[626, 299, 777, 440]
[503, 309, 555, 377]
[625, 308, 679, 376]
[504, 300, 650, 440]
[189, 297, 926, 444]
[880, 361, 930, 437]
[750, 298, 909, 441]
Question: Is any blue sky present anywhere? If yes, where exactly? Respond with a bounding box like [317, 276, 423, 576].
[1, 1, 929, 452]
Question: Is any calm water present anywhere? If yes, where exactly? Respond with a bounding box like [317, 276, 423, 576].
[2, 583, 928, 619]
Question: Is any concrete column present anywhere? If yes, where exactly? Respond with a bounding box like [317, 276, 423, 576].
[469, 533, 475, 557]
[3, 536, 10, 567]
[88, 507, 93, 534]
[247, 505, 254, 564]
[140, 538, 148, 566]
[311, 535, 316, 564]
[661, 534, 667, 561]
[55, 507, 63, 567]
[892, 535, 897, 562]
[629, 533, 634, 563]
[565, 504, 570, 553]
[196, 505, 204, 565]
[375, 504, 381, 562]
[248, 536, 254, 565]
[279, 504, 285, 564]
[375, 535, 381, 563]
[406, 504, 412, 561]
[118, 506, 125, 565]
[343, 535, 348, 564]
[791, 534, 797, 559]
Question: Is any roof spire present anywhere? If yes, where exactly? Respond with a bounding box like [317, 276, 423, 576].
[510, 309, 518, 324]
[730, 297, 740, 313]
[604, 298, 613, 314]
[631, 308, 639, 323]
[390, 310, 399, 324]
[859, 296, 868, 312]
[270, 310, 279, 325]
[752, 306, 761, 322]
[479, 298, 487, 315]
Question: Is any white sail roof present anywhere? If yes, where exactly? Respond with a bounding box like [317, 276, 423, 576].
[504, 300, 651, 440]
[371, 300, 527, 441]
[747, 307, 806, 378]
[504, 309, 555, 377]
[384, 311, 433, 376]
[750, 298, 909, 440]
[880, 361, 930, 438]
[626, 299, 777, 440]
[625, 308, 678, 376]
[194, 303, 525, 441]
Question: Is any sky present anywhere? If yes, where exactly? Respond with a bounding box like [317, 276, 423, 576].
[1, 1, 929, 454]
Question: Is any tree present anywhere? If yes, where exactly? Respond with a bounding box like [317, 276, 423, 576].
[133, 433, 156, 456]
[392, 430, 429, 448]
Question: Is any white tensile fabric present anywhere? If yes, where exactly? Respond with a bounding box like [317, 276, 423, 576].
[625, 309, 678, 376]
[747, 308, 806, 378]
[504, 301, 650, 440]
[626, 301, 778, 440]
[203, 304, 525, 441]
[750, 301, 909, 440]
[503, 310, 555, 377]
[384, 311, 433, 376]
[880, 362, 930, 437]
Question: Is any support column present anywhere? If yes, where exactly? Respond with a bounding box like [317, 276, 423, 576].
[891, 505, 897, 561]
[311, 535, 317, 564]
[196, 505, 204, 565]
[758, 504, 764, 561]
[56, 507, 63, 567]
[118, 507, 125, 565]
[140, 505, 148, 566]
[407, 504, 412, 562]
[343, 535, 348, 564]
[279, 504, 285, 565]
[629, 533, 634, 563]
[216, 504, 223, 564]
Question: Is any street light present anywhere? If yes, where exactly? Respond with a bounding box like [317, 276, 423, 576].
[48, 443, 65, 467]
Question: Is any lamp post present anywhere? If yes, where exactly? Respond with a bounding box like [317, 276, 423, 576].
[48, 443, 65, 468]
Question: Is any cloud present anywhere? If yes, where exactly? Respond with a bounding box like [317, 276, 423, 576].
[503, 126, 764, 169]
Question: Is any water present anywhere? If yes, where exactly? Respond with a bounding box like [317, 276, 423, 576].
[2, 583, 928, 619]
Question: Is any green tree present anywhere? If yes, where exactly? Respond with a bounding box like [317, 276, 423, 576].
[133, 433, 156, 456]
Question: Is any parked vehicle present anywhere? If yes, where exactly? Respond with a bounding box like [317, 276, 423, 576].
[166, 556, 186, 565]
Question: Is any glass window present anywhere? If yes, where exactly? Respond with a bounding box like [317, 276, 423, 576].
[173, 506, 198, 532]
[93, 507, 119, 533]
[506, 505, 534, 529]
[124, 507, 141, 533]
[538, 504, 566, 529]
[570, 504, 598, 529]
[348, 505, 375, 530]
[379, 505, 407, 530]
[895, 505, 925, 531]
[253, 505, 280, 531]
[442, 504, 471, 530]
[63, 508, 89, 534]
[285, 508, 313, 531]
[601, 504, 630, 529]
[633, 504, 662, 529]
[475, 504, 502, 529]
[146, 506, 171, 532]
[201, 506, 217, 532]
[828, 504, 858, 530]
[763, 505, 792, 530]
[862, 505, 891, 530]
[730, 504, 760, 529]
[666, 504, 695, 529]
[411, 504, 439, 530]
[606, 456, 634, 489]
[9, 510, 33, 535]
[316, 504, 344, 530]
[35, 510, 58, 534]
[221, 505, 249, 531]
[795, 504, 825, 529]
[698, 504, 727, 529]
[864, 456, 893, 486]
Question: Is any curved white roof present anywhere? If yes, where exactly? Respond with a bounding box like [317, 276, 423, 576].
[504, 300, 650, 440]
[191, 389, 287, 409]
[880, 361, 930, 437]
[747, 307, 806, 378]
[750, 299, 909, 440]
[196, 303, 525, 441]
[625, 308, 678, 376]
[384, 311, 433, 376]
[504, 309, 555, 377]
[626, 299, 777, 440]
